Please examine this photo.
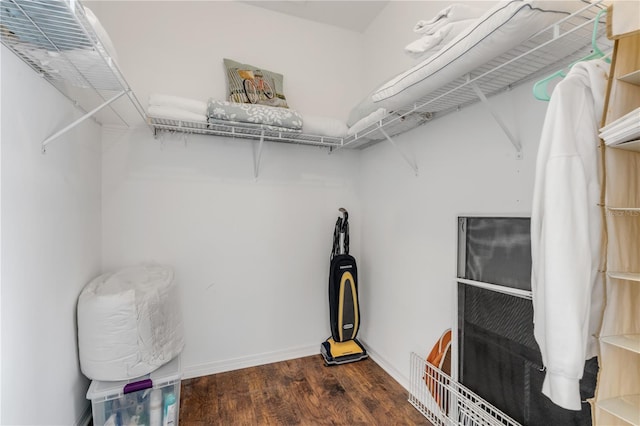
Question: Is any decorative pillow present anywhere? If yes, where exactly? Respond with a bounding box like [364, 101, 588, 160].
[223, 58, 289, 108]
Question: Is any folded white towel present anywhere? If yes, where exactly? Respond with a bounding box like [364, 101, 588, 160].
[148, 105, 207, 123]
[405, 19, 477, 59]
[348, 108, 387, 136]
[600, 107, 640, 133]
[149, 94, 208, 116]
[302, 115, 348, 138]
[413, 4, 484, 35]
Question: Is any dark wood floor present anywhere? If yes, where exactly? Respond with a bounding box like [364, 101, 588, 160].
[179, 355, 431, 425]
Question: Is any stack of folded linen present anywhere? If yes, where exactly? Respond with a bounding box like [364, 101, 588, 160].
[405, 4, 484, 60]
[599, 107, 640, 147]
[207, 99, 303, 133]
[346, 108, 430, 142]
[148, 94, 208, 123]
[347, 108, 388, 136]
[302, 115, 348, 139]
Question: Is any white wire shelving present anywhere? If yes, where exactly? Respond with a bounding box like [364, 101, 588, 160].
[149, 116, 344, 148]
[1, 0, 608, 154]
[150, 1, 607, 152]
[343, 1, 609, 150]
[409, 352, 521, 426]
[0, 0, 148, 150]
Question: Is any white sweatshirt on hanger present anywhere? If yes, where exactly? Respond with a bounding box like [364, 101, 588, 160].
[531, 59, 609, 411]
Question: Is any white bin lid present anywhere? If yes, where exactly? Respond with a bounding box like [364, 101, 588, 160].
[87, 356, 181, 402]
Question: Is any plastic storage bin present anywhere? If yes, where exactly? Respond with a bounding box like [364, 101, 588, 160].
[86, 356, 181, 426]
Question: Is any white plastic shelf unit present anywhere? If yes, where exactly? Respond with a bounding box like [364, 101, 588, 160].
[0, 0, 148, 149]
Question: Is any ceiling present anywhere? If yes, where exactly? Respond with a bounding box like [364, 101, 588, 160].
[241, 1, 390, 33]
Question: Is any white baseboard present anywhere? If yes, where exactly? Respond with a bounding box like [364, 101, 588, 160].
[360, 339, 410, 392]
[182, 344, 320, 379]
[75, 404, 92, 426]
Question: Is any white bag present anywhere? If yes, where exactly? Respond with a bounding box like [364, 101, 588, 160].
[78, 264, 184, 381]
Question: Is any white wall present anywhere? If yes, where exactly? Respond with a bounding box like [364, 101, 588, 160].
[101, 128, 361, 377]
[86, 1, 366, 122]
[91, 0, 551, 391]
[352, 0, 551, 387]
[88, 0, 367, 378]
[357, 81, 548, 387]
[1, 46, 102, 425]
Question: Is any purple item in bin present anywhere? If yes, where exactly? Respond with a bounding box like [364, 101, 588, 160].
[124, 379, 152, 394]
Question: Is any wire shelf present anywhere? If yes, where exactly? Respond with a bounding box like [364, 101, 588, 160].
[145, 2, 606, 150]
[0, 0, 147, 127]
[4, 0, 606, 150]
[148, 116, 344, 148]
[148, 3, 607, 150]
[341, 1, 609, 149]
[409, 352, 521, 426]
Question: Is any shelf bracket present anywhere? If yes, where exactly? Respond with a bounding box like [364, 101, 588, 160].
[470, 82, 522, 158]
[379, 127, 419, 176]
[42, 90, 128, 152]
[254, 130, 265, 179]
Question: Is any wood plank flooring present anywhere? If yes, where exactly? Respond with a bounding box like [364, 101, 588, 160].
[179, 355, 432, 425]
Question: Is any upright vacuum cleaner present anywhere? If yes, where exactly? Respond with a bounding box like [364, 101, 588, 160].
[321, 208, 368, 366]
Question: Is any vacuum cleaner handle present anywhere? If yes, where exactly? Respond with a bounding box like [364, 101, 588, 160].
[332, 217, 342, 259]
[332, 208, 349, 257]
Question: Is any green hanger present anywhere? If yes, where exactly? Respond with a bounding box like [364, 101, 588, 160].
[533, 8, 611, 101]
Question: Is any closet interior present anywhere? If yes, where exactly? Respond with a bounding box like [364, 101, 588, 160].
[0, 0, 637, 425]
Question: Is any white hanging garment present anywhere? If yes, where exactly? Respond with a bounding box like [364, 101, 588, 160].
[530, 59, 609, 411]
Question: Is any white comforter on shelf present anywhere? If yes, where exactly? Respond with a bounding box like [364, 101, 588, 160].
[148, 105, 208, 123]
[347, 108, 387, 136]
[149, 93, 207, 115]
[348, 0, 590, 127]
[148, 94, 208, 122]
[303, 115, 348, 138]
